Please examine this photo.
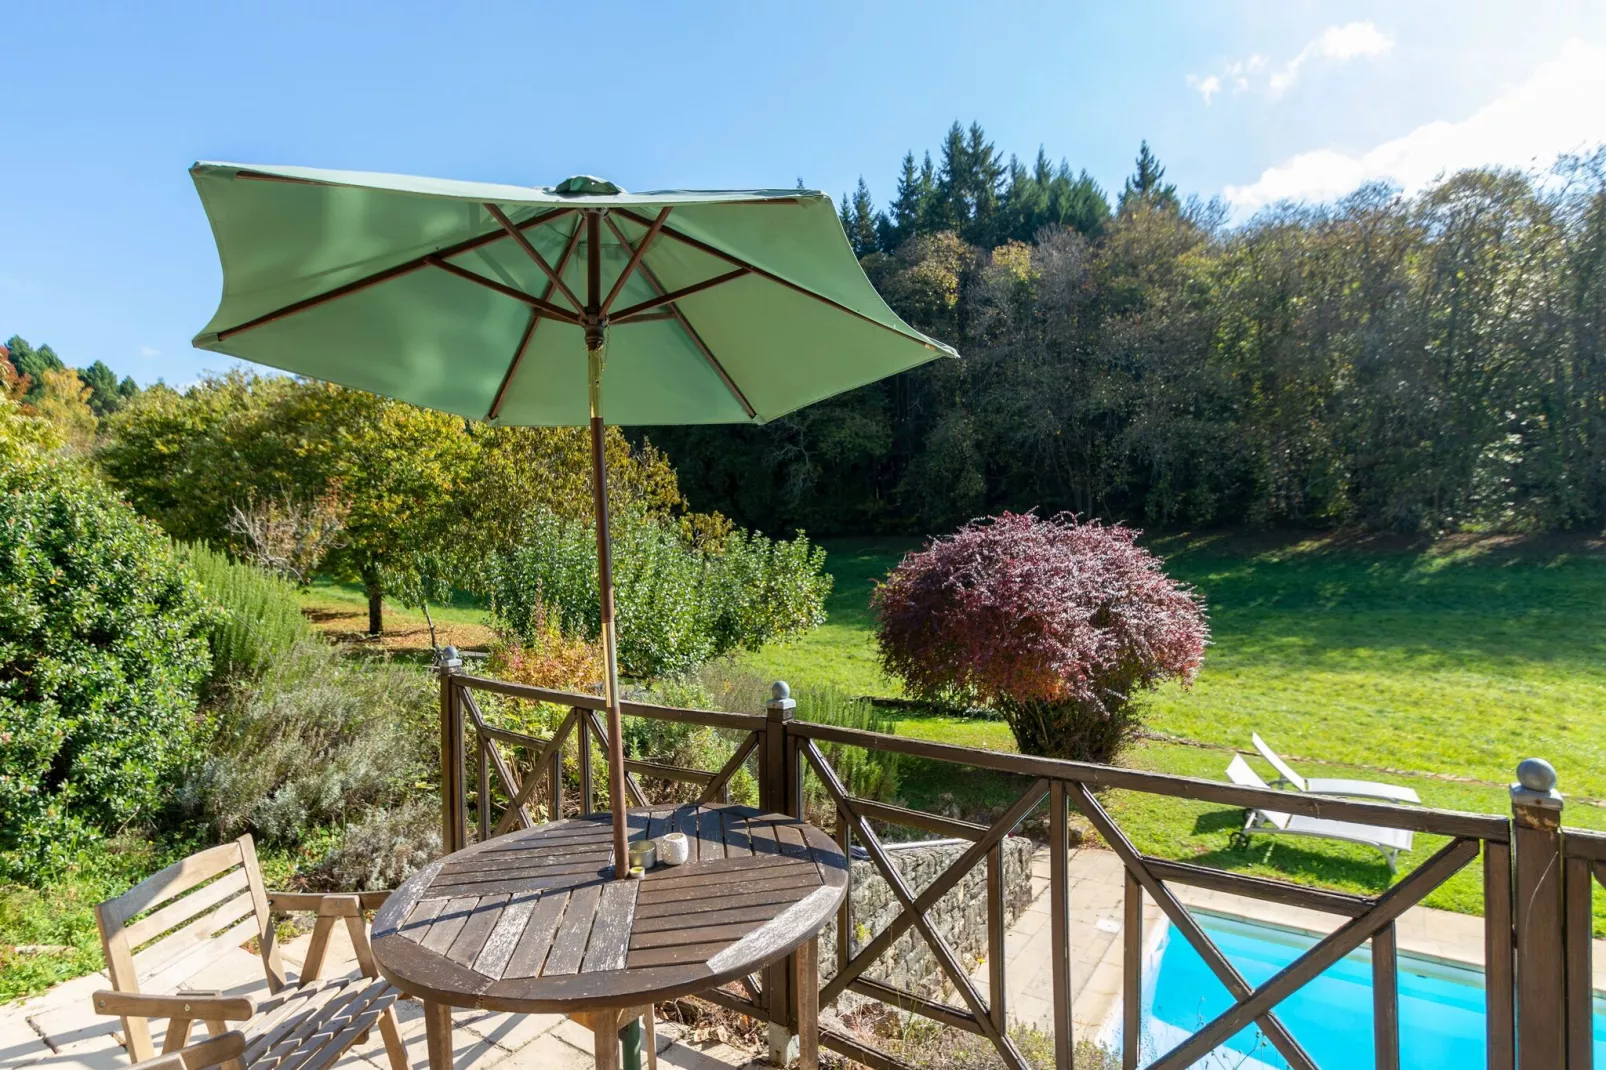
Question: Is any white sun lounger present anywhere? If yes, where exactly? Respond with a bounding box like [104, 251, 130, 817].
[1226, 755, 1414, 871]
[1251, 733, 1421, 804]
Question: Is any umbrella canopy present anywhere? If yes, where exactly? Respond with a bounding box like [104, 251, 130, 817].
[190, 162, 956, 876]
[191, 163, 954, 424]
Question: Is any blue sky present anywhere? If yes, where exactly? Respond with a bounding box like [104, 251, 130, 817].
[5, 0, 1606, 388]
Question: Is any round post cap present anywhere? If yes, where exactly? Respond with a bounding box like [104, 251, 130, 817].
[1516, 757, 1557, 792]
[1511, 757, 1562, 810]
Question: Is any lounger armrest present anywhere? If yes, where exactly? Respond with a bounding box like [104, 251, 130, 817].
[92, 990, 256, 1020]
[268, 890, 390, 915]
[128, 1030, 247, 1070]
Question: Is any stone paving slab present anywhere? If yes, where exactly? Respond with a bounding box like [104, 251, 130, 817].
[2, 924, 757, 1070]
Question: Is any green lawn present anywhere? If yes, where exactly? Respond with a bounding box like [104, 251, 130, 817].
[737, 530, 1606, 927]
[736, 537, 910, 698]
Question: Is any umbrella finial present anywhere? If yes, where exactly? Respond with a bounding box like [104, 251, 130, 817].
[555, 175, 622, 196]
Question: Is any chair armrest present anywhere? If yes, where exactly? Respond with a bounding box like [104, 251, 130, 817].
[93, 991, 255, 1020]
[128, 1030, 246, 1070]
[267, 892, 361, 916]
[268, 890, 390, 915]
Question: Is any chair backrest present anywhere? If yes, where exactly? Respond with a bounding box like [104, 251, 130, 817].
[95, 835, 283, 1061]
[1250, 732, 1307, 791]
[1225, 755, 1291, 829]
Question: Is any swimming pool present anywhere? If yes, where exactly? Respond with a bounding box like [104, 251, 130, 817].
[1139, 910, 1606, 1069]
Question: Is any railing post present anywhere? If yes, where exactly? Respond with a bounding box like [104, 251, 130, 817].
[434, 645, 467, 856]
[763, 681, 800, 1067]
[762, 680, 799, 815]
[1511, 757, 1564, 1068]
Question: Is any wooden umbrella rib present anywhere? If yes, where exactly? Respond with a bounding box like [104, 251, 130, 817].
[608, 268, 750, 323]
[488, 313, 541, 423]
[483, 203, 584, 313]
[599, 206, 671, 316]
[602, 215, 757, 420]
[488, 215, 585, 420]
[612, 207, 944, 352]
[213, 206, 576, 341]
[425, 257, 581, 324]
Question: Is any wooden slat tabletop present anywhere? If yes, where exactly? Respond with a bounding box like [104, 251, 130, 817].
[371, 804, 847, 1014]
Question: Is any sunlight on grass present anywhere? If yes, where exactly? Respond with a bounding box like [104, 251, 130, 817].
[743, 531, 1606, 929]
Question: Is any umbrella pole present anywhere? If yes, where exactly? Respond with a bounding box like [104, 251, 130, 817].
[589, 341, 629, 875]
[586, 212, 631, 879]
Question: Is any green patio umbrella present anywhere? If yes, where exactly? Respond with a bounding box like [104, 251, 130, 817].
[189, 162, 956, 875]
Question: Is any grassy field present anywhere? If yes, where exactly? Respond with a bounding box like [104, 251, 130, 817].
[736, 530, 1606, 924]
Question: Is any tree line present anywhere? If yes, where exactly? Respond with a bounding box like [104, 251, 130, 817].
[647, 123, 1606, 537]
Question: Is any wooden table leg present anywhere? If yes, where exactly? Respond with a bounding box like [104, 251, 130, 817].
[424, 1000, 453, 1070]
[796, 937, 819, 1070]
[591, 1015, 620, 1070]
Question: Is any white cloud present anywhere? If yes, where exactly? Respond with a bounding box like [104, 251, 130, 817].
[1187, 73, 1222, 105]
[1228, 54, 1266, 93]
[1190, 23, 1390, 104]
[1225, 40, 1606, 212]
[138, 345, 160, 358]
[1271, 21, 1394, 95]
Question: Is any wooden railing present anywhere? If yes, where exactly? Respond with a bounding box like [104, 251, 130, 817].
[434, 656, 1592, 1070]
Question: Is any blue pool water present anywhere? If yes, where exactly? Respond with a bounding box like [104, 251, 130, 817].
[1144, 911, 1606, 1069]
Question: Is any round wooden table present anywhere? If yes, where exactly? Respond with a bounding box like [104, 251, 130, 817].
[371, 803, 847, 1070]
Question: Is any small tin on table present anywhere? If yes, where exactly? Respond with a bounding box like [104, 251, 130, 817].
[627, 839, 657, 872]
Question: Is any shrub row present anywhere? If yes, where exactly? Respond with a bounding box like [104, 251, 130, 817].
[478, 508, 831, 678]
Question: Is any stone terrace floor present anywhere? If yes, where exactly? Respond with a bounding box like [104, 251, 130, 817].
[0, 921, 761, 1070]
[11, 845, 1601, 1069]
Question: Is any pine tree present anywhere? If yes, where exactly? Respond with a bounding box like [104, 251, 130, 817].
[4, 336, 64, 403]
[934, 122, 970, 233]
[963, 123, 1005, 247]
[888, 151, 936, 250]
[78, 360, 131, 416]
[847, 178, 879, 258]
[917, 153, 940, 232]
[1118, 141, 1180, 214]
[838, 179, 880, 258]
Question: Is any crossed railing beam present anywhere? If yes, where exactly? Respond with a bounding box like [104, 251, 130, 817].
[802, 739, 1041, 1070]
[461, 683, 760, 841]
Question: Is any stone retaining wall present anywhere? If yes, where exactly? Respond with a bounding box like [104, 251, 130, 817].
[816, 835, 1036, 999]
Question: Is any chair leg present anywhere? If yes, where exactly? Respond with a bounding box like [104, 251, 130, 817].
[644, 1010, 657, 1070]
[378, 1005, 408, 1070]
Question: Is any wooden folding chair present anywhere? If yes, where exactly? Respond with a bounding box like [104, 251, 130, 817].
[92, 834, 407, 1070]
